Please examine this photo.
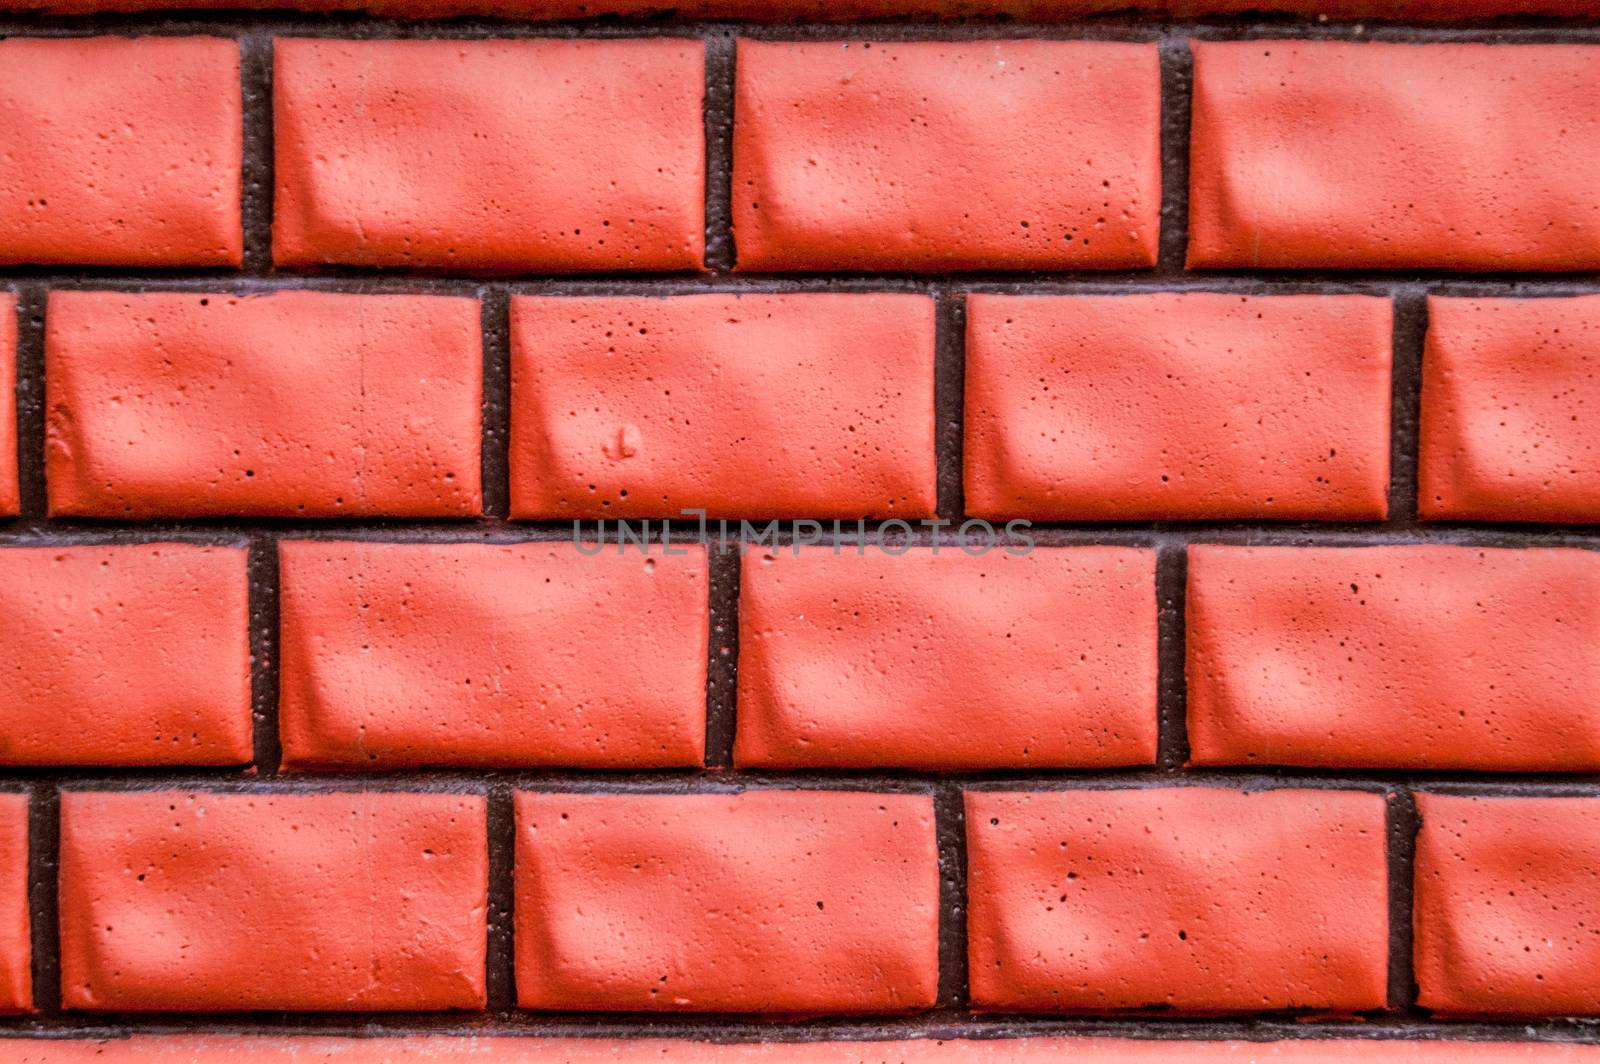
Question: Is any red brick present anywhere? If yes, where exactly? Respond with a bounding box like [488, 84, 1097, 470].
[1187, 546, 1600, 771]
[1420, 296, 1600, 523]
[966, 787, 1389, 1013]
[10, 1035, 1600, 1063]
[964, 292, 1392, 520]
[0, 293, 15, 516]
[734, 546, 1157, 770]
[0, 37, 241, 267]
[273, 39, 704, 271]
[0, 793, 27, 1014]
[1415, 793, 1600, 1016]
[1188, 41, 1600, 271]
[45, 290, 482, 519]
[278, 540, 708, 770]
[508, 293, 935, 519]
[0, 545, 250, 767]
[514, 790, 938, 1012]
[732, 40, 1159, 271]
[58, 790, 487, 1012]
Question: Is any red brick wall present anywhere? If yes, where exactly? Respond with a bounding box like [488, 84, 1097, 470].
[2, 1, 1600, 1060]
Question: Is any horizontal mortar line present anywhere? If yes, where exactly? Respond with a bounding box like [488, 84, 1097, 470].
[0, 1013, 1597, 1042]
[10, 769, 1600, 792]
[3, 521, 1600, 546]
[1, 15, 1600, 40]
[10, 273, 1600, 293]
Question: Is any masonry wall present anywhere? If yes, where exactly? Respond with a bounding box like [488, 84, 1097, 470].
[2, 1, 1600, 1060]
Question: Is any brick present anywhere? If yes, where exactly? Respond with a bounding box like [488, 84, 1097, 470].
[9, 1036, 1600, 1063]
[0, 793, 27, 1014]
[45, 290, 482, 519]
[508, 293, 935, 519]
[1414, 793, 1600, 1017]
[732, 40, 1159, 271]
[1187, 546, 1600, 771]
[0, 292, 15, 516]
[966, 787, 1389, 1013]
[0, 37, 241, 267]
[58, 790, 487, 1012]
[1188, 41, 1600, 270]
[964, 292, 1392, 520]
[278, 540, 709, 770]
[273, 38, 704, 271]
[1420, 296, 1600, 523]
[514, 790, 939, 1012]
[734, 546, 1157, 770]
[0, 545, 250, 767]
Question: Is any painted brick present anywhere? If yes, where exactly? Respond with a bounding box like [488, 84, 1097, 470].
[273, 38, 704, 271]
[0, 292, 15, 516]
[4, 0, 1598, 16]
[1414, 793, 1600, 1017]
[1188, 41, 1600, 270]
[0, 37, 241, 267]
[732, 40, 1159, 271]
[0, 793, 27, 1014]
[58, 790, 487, 1012]
[514, 790, 939, 1012]
[966, 787, 1389, 1013]
[8, 1035, 1600, 1062]
[963, 292, 1393, 520]
[1187, 546, 1600, 770]
[278, 540, 709, 770]
[45, 290, 482, 519]
[1420, 296, 1600, 522]
[734, 546, 1157, 770]
[0, 545, 251, 767]
[508, 293, 936, 519]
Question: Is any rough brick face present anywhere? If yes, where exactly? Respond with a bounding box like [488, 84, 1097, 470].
[0, 37, 241, 267]
[734, 546, 1157, 769]
[508, 293, 936, 519]
[273, 38, 704, 271]
[278, 540, 709, 769]
[5, 0, 1600, 1053]
[966, 788, 1390, 1013]
[1420, 296, 1600, 522]
[514, 790, 939, 1012]
[732, 40, 1160, 271]
[963, 292, 1393, 520]
[1413, 793, 1600, 1017]
[0, 545, 251, 766]
[45, 290, 482, 518]
[1187, 546, 1600, 770]
[0, 793, 27, 1014]
[1188, 41, 1600, 270]
[0, 292, 15, 516]
[58, 790, 487, 1012]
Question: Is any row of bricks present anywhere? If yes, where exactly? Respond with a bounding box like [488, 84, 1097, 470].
[1, 786, 1599, 1016]
[6, 1037, 1600, 1064]
[5, 289, 1600, 521]
[0, 540, 1596, 770]
[5, 1, 1596, 20]
[1, 37, 1598, 272]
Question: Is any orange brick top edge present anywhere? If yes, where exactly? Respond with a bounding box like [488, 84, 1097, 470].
[2, 1035, 1600, 1062]
[3, 1, 1596, 17]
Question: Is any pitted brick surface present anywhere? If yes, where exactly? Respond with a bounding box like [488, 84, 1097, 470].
[0, 545, 251, 766]
[58, 791, 488, 1011]
[0, 0, 1597, 1054]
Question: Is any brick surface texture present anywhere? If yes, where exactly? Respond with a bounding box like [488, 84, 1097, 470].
[1, 0, 1598, 1060]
